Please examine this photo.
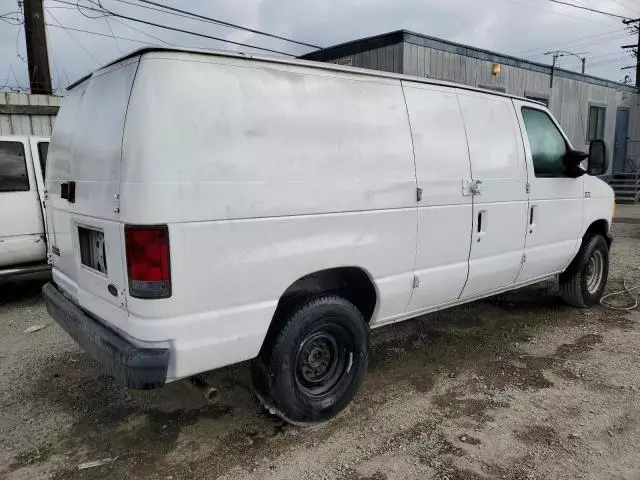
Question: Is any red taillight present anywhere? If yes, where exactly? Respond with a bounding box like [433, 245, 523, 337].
[125, 225, 171, 299]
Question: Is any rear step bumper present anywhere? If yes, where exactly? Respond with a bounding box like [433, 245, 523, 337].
[42, 282, 169, 389]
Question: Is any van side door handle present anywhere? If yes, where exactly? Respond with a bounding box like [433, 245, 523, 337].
[529, 205, 537, 234]
[477, 210, 487, 241]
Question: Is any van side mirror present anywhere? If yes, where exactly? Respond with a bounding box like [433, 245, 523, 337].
[587, 140, 607, 176]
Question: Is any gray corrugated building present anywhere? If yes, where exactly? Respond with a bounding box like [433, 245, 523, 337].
[301, 30, 640, 185]
[0, 92, 60, 137]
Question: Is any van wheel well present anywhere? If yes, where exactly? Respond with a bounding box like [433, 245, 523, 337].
[584, 219, 611, 247]
[259, 267, 377, 356]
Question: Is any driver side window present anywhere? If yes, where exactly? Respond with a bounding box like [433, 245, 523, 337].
[521, 107, 567, 177]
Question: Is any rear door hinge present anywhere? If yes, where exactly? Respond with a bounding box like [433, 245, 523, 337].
[416, 187, 423, 202]
[112, 193, 120, 213]
[521, 253, 527, 264]
[525, 182, 531, 194]
[413, 274, 420, 288]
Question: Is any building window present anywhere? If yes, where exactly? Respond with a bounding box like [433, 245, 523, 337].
[587, 105, 606, 141]
[525, 95, 549, 107]
[0, 141, 29, 192]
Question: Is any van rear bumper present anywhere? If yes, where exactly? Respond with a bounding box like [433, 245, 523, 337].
[42, 282, 169, 389]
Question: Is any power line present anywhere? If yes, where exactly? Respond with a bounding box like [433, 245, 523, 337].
[114, 0, 321, 49]
[108, 15, 175, 46]
[525, 31, 633, 58]
[613, 0, 640, 14]
[45, 22, 168, 44]
[9, 64, 24, 89]
[610, 0, 640, 16]
[46, 8, 101, 64]
[51, 0, 296, 56]
[497, 0, 616, 25]
[546, 0, 631, 19]
[104, 16, 123, 54]
[514, 28, 624, 55]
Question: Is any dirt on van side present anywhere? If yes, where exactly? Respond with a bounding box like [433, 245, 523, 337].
[2, 223, 640, 480]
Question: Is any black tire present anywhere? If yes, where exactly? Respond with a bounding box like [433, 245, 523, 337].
[252, 295, 369, 424]
[559, 234, 609, 308]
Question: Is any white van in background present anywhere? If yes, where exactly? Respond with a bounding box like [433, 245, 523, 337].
[42, 48, 614, 425]
[0, 136, 50, 279]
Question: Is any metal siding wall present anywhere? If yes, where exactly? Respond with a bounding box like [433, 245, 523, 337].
[417, 45, 425, 77]
[385, 45, 394, 73]
[393, 43, 402, 73]
[353, 52, 363, 68]
[369, 48, 378, 70]
[378, 47, 386, 71]
[429, 48, 438, 78]
[409, 43, 419, 76]
[361, 50, 370, 69]
[0, 92, 58, 136]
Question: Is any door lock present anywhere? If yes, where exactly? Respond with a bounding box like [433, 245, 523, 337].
[469, 179, 483, 195]
[462, 179, 483, 196]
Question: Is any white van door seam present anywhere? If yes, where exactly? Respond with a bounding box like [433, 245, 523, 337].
[511, 98, 532, 282]
[454, 91, 474, 300]
[399, 80, 420, 311]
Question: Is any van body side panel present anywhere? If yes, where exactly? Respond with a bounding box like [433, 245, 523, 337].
[457, 91, 529, 298]
[119, 54, 417, 376]
[582, 176, 614, 239]
[401, 82, 473, 312]
[121, 54, 417, 222]
[46, 58, 140, 318]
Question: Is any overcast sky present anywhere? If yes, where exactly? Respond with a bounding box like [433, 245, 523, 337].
[1, 0, 638, 93]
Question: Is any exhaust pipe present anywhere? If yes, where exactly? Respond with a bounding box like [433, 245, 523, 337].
[189, 375, 219, 404]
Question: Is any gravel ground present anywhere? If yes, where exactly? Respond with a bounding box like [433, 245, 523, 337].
[2, 223, 640, 480]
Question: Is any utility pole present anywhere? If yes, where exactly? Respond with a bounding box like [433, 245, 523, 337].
[545, 50, 587, 88]
[621, 18, 640, 88]
[23, 0, 52, 95]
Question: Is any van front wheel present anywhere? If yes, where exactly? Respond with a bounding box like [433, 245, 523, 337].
[559, 234, 609, 308]
[252, 295, 369, 425]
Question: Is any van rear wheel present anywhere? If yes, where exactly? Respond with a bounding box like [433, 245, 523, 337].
[251, 295, 369, 425]
[559, 234, 609, 308]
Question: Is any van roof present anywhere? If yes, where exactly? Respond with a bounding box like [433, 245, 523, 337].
[67, 46, 544, 105]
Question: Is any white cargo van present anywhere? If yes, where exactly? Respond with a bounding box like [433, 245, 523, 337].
[0, 135, 51, 278]
[43, 48, 614, 424]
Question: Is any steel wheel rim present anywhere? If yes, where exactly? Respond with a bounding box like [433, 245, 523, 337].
[295, 323, 353, 398]
[585, 250, 604, 294]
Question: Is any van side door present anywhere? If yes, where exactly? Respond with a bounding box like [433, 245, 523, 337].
[512, 101, 584, 282]
[402, 82, 473, 312]
[457, 91, 529, 299]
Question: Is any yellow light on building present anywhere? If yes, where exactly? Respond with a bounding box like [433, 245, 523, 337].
[492, 63, 501, 75]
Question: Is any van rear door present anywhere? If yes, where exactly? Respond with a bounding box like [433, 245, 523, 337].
[46, 57, 139, 323]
